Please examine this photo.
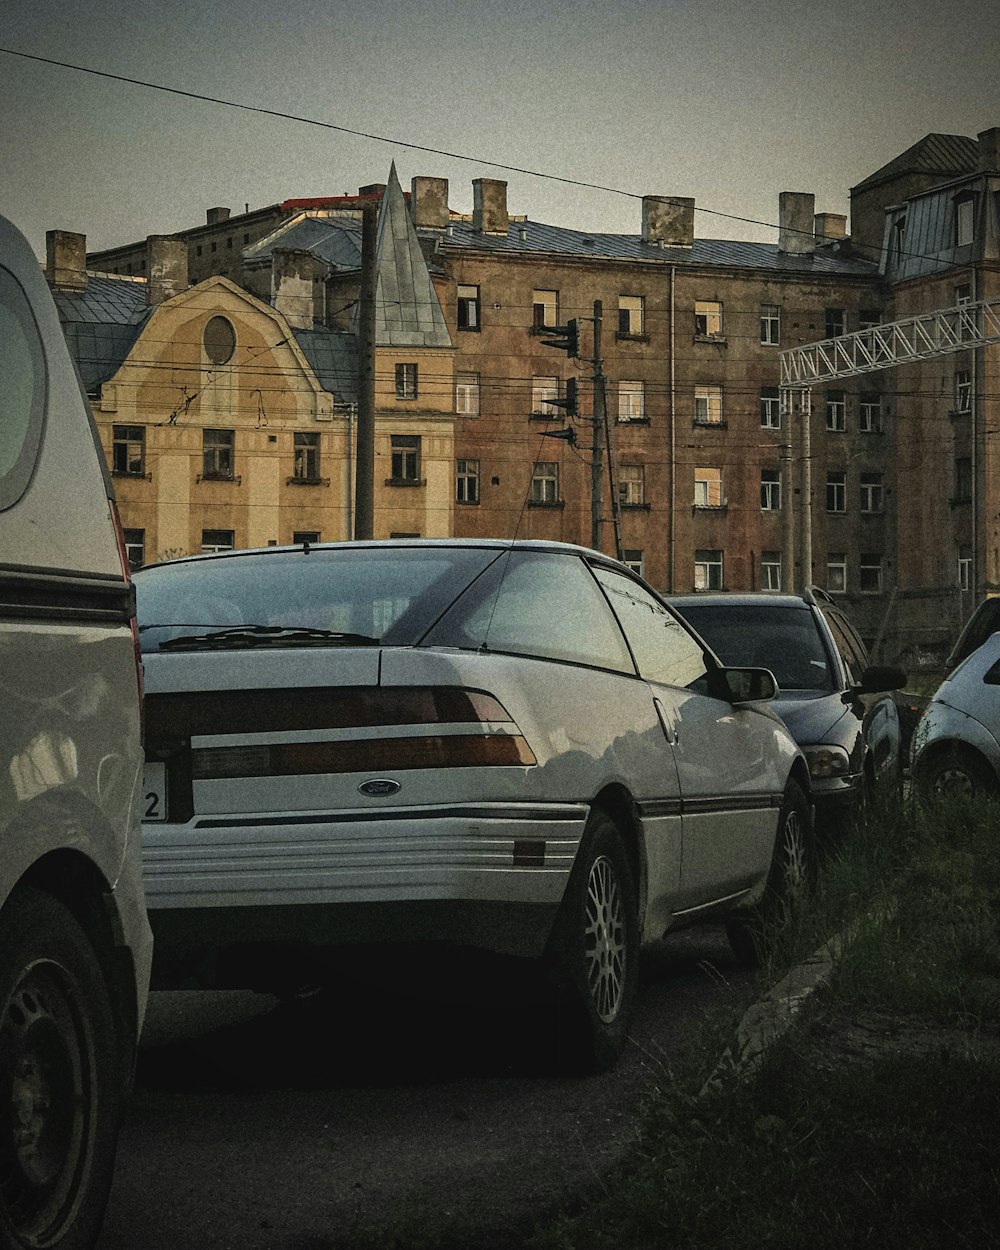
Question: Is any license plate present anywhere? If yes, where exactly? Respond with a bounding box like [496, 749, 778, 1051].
[143, 762, 167, 822]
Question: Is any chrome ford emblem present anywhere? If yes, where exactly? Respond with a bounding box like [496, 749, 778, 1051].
[358, 778, 401, 797]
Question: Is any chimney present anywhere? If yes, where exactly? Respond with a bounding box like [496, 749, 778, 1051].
[473, 178, 508, 235]
[814, 212, 847, 241]
[45, 230, 87, 292]
[978, 127, 1000, 172]
[642, 196, 695, 247]
[271, 248, 322, 329]
[206, 207, 231, 225]
[146, 236, 188, 306]
[411, 176, 449, 229]
[358, 183, 386, 197]
[778, 192, 816, 255]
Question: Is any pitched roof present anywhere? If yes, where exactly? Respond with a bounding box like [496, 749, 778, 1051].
[53, 275, 152, 393]
[244, 214, 362, 270]
[851, 133, 979, 194]
[368, 163, 452, 348]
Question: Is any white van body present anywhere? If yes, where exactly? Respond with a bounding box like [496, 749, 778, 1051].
[0, 212, 152, 1249]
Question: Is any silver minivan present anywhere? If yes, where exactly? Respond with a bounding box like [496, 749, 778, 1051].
[0, 213, 152, 1248]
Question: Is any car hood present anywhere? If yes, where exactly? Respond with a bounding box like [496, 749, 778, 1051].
[772, 693, 850, 746]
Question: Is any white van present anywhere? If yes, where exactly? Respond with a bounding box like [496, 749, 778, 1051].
[0, 213, 152, 1249]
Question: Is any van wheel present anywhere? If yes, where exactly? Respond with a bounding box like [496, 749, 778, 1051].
[916, 747, 996, 801]
[727, 780, 814, 967]
[544, 811, 639, 1074]
[0, 888, 121, 1250]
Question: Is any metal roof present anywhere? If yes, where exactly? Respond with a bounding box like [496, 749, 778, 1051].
[244, 214, 362, 270]
[851, 133, 979, 194]
[435, 219, 878, 276]
[53, 276, 151, 393]
[292, 328, 358, 404]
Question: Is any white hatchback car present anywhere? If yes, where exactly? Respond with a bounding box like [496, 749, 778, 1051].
[135, 540, 811, 1071]
[1, 213, 151, 1247]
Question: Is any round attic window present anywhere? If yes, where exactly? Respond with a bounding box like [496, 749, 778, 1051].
[203, 316, 236, 365]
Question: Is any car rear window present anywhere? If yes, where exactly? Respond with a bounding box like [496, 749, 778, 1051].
[135, 546, 504, 652]
[676, 603, 834, 693]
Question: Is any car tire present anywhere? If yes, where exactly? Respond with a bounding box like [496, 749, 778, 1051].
[0, 887, 121, 1250]
[915, 746, 996, 802]
[726, 779, 814, 968]
[543, 810, 639, 1075]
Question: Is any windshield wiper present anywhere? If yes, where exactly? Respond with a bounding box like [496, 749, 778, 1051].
[156, 625, 381, 651]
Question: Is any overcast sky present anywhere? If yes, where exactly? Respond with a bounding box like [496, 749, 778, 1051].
[1, 0, 997, 258]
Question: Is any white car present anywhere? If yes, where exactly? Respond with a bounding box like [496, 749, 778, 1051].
[1, 213, 151, 1247]
[135, 540, 811, 1071]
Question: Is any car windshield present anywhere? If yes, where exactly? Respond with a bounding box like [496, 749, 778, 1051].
[676, 603, 834, 694]
[135, 546, 505, 653]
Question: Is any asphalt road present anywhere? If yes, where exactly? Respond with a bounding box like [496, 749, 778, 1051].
[98, 927, 752, 1249]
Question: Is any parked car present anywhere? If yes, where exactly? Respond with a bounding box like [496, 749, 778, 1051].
[671, 589, 907, 837]
[946, 596, 1000, 672]
[134, 539, 811, 1071]
[911, 631, 1000, 798]
[0, 213, 152, 1248]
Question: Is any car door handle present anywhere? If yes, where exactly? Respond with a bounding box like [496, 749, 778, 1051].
[653, 698, 678, 746]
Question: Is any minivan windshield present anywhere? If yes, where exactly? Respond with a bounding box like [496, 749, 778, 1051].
[135, 546, 504, 653]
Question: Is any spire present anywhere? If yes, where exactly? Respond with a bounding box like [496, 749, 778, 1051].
[371, 163, 451, 348]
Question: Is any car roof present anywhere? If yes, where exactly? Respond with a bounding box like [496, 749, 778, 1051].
[670, 593, 813, 611]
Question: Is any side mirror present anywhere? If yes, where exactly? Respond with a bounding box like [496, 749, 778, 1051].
[857, 664, 908, 694]
[722, 666, 777, 704]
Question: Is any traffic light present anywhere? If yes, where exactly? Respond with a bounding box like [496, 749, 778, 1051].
[545, 376, 579, 417]
[540, 318, 579, 358]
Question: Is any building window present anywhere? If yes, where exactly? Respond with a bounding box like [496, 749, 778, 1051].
[694, 549, 723, 591]
[618, 464, 645, 507]
[112, 424, 145, 476]
[201, 529, 234, 553]
[860, 554, 883, 594]
[826, 471, 847, 513]
[955, 370, 972, 413]
[825, 308, 846, 338]
[826, 390, 847, 431]
[622, 549, 644, 577]
[958, 544, 972, 591]
[954, 282, 972, 306]
[859, 309, 881, 330]
[390, 434, 421, 483]
[955, 456, 972, 503]
[293, 531, 320, 545]
[760, 386, 781, 429]
[760, 304, 780, 345]
[531, 461, 560, 504]
[694, 466, 723, 508]
[202, 428, 235, 479]
[457, 284, 480, 331]
[532, 376, 560, 418]
[293, 431, 320, 481]
[694, 385, 723, 425]
[859, 472, 884, 513]
[395, 363, 418, 400]
[532, 289, 558, 329]
[695, 300, 723, 338]
[892, 216, 907, 267]
[859, 393, 884, 433]
[761, 550, 782, 591]
[760, 468, 782, 511]
[618, 295, 644, 336]
[456, 458, 480, 504]
[954, 196, 975, 248]
[122, 528, 145, 571]
[456, 372, 480, 417]
[827, 552, 847, 594]
[618, 380, 645, 422]
[203, 316, 236, 366]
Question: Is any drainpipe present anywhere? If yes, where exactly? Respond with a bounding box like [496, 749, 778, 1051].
[972, 265, 980, 598]
[669, 266, 676, 592]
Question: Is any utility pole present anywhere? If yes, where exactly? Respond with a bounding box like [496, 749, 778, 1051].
[591, 301, 603, 551]
[354, 202, 377, 539]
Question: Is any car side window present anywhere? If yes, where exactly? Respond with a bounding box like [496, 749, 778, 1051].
[0, 266, 46, 511]
[427, 551, 634, 673]
[822, 610, 866, 686]
[592, 567, 709, 689]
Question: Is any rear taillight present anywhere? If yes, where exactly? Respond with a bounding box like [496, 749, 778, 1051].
[109, 498, 145, 742]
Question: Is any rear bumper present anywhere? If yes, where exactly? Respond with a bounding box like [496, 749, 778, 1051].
[142, 801, 587, 976]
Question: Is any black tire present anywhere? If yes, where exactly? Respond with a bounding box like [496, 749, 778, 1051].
[727, 779, 814, 968]
[544, 810, 639, 1074]
[0, 888, 122, 1250]
[915, 746, 996, 802]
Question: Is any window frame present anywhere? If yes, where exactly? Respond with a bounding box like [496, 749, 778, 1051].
[456, 372, 481, 417]
[827, 552, 847, 594]
[618, 379, 646, 422]
[390, 433, 422, 484]
[457, 284, 481, 331]
[112, 423, 146, 476]
[530, 460, 560, 505]
[395, 363, 418, 401]
[859, 393, 884, 433]
[694, 466, 723, 509]
[202, 428, 235, 480]
[761, 550, 782, 591]
[292, 431, 321, 482]
[694, 385, 723, 426]
[759, 303, 780, 346]
[826, 389, 847, 432]
[760, 468, 782, 511]
[826, 470, 847, 514]
[456, 457, 480, 505]
[760, 386, 781, 430]
[618, 463, 645, 507]
[693, 549, 723, 591]
[694, 300, 724, 339]
[617, 295, 644, 337]
[859, 472, 884, 514]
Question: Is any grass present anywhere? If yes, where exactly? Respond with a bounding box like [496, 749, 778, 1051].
[527, 793, 1000, 1250]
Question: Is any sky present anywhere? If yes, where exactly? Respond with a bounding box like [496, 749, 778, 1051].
[1, 0, 998, 259]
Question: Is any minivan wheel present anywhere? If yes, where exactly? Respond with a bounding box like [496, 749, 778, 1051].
[727, 779, 814, 968]
[544, 811, 639, 1074]
[0, 888, 120, 1250]
[916, 747, 996, 801]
